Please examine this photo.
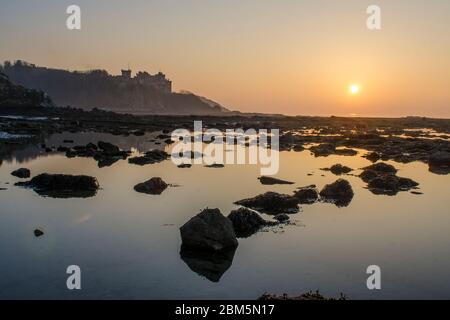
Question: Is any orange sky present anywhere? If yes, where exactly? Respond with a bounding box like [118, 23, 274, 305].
[1, 0, 449, 117]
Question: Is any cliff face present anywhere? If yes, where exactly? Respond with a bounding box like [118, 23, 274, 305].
[1, 61, 229, 115]
[0, 72, 53, 108]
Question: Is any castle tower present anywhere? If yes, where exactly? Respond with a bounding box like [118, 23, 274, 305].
[121, 69, 131, 79]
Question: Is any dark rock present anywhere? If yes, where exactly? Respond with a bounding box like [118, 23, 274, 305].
[429, 151, 450, 174]
[258, 290, 346, 301]
[322, 164, 352, 175]
[228, 207, 276, 238]
[319, 179, 354, 207]
[16, 173, 99, 198]
[180, 245, 236, 282]
[57, 146, 69, 152]
[258, 176, 294, 185]
[11, 168, 31, 178]
[273, 213, 290, 222]
[367, 175, 419, 195]
[34, 229, 44, 237]
[359, 169, 379, 183]
[310, 143, 335, 157]
[177, 163, 192, 168]
[128, 150, 169, 166]
[235, 192, 299, 214]
[205, 163, 225, 168]
[134, 177, 168, 195]
[293, 185, 319, 204]
[97, 141, 120, 154]
[180, 208, 238, 251]
[364, 152, 381, 162]
[363, 162, 397, 174]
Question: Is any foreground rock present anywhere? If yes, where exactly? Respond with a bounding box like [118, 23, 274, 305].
[133, 177, 168, 195]
[258, 290, 346, 301]
[180, 208, 238, 251]
[235, 192, 300, 214]
[228, 207, 276, 238]
[322, 164, 352, 175]
[16, 173, 99, 198]
[428, 151, 450, 174]
[180, 245, 237, 282]
[319, 179, 354, 207]
[258, 176, 294, 185]
[293, 185, 319, 204]
[11, 168, 31, 178]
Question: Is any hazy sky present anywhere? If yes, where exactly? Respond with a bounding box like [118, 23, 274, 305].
[1, 0, 449, 117]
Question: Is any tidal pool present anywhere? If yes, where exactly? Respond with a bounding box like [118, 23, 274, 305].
[0, 132, 449, 299]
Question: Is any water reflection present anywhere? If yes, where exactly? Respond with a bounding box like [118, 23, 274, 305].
[180, 246, 237, 283]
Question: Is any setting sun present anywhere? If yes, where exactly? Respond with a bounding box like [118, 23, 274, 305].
[349, 84, 360, 95]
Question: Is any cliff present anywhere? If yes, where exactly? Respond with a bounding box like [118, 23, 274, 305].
[0, 61, 229, 115]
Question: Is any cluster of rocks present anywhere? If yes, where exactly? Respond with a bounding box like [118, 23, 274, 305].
[64, 141, 130, 168]
[359, 162, 419, 195]
[128, 149, 170, 166]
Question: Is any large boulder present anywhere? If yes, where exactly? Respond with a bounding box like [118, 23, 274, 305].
[228, 207, 276, 238]
[180, 208, 238, 251]
[11, 168, 31, 179]
[16, 173, 99, 198]
[319, 179, 354, 207]
[134, 177, 168, 195]
[293, 185, 319, 204]
[235, 192, 299, 214]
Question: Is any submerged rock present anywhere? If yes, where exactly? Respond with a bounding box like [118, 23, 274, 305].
[11, 168, 31, 178]
[235, 192, 299, 214]
[180, 208, 238, 251]
[16, 173, 99, 198]
[319, 179, 354, 207]
[228, 207, 276, 238]
[134, 177, 168, 195]
[180, 245, 237, 283]
[258, 176, 294, 185]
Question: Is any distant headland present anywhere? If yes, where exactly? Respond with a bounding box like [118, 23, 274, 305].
[0, 60, 228, 115]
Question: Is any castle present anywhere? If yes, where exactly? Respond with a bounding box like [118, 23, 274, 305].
[117, 68, 172, 94]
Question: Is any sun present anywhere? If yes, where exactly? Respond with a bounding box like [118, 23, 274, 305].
[349, 84, 360, 95]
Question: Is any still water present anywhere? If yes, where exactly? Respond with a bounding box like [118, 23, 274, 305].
[0, 132, 449, 299]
